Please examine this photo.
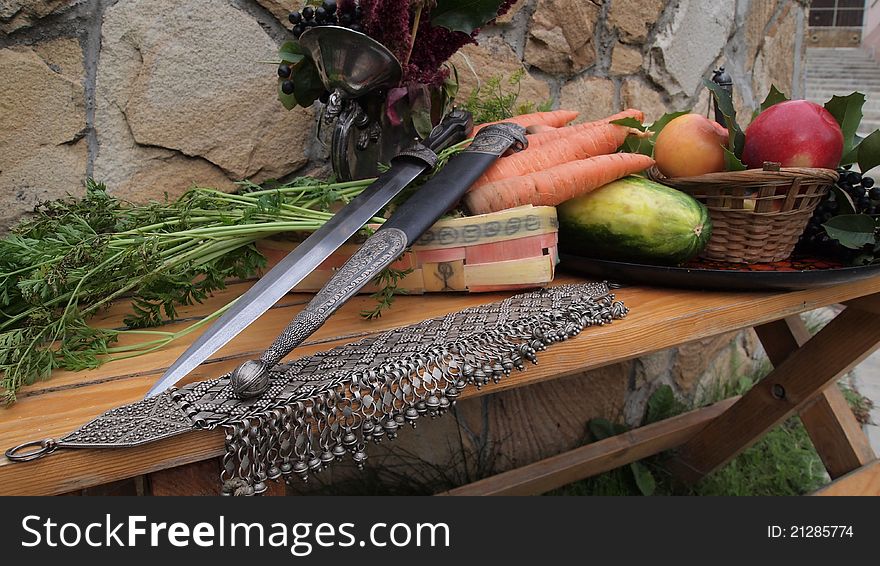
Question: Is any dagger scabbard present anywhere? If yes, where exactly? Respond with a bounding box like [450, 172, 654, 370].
[229, 123, 528, 399]
[229, 228, 410, 398]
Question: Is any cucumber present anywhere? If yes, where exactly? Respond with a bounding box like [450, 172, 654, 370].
[557, 176, 712, 265]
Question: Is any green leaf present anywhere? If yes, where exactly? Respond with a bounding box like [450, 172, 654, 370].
[703, 79, 744, 160]
[588, 418, 618, 441]
[629, 462, 656, 496]
[857, 129, 880, 173]
[278, 41, 306, 65]
[759, 84, 789, 114]
[278, 81, 298, 110]
[411, 105, 434, 139]
[722, 147, 747, 171]
[645, 385, 682, 425]
[831, 185, 856, 215]
[824, 92, 865, 156]
[841, 133, 863, 166]
[612, 111, 689, 157]
[610, 117, 646, 130]
[822, 214, 877, 249]
[292, 58, 325, 108]
[648, 110, 690, 138]
[431, 0, 505, 34]
[443, 64, 460, 104]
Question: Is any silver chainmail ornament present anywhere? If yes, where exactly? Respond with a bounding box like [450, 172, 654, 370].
[6, 282, 628, 495]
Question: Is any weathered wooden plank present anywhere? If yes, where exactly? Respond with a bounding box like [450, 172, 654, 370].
[147, 458, 286, 496]
[755, 316, 875, 479]
[811, 459, 880, 496]
[441, 397, 739, 496]
[672, 306, 880, 483]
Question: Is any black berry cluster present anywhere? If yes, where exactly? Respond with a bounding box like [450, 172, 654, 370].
[797, 167, 878, 256]
[287, 1, 363, 39]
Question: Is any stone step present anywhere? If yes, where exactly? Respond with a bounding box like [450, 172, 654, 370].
[806, 73, 880, 79]
[807, 89, 880, 96]
[807, 70, 880, 77]
[807, 58, 877, 64]
[806, 87, 880, 95]
[805, 97, 880, 112]
[807, 70, 880, 76]
[806, 72, 880, 79]
[806, 95, 880, 105]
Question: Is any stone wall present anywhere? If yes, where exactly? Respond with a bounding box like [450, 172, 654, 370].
[1, 0, 800, 486]
[2, 0, 808, 233]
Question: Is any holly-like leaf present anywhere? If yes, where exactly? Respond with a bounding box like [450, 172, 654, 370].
[612, 111, 688, 157]
[611, 117, 646, 130]
[278, 82, 298, 110]
[722, 147, 747, 171]
[278, 41, 306, 65]
[292, 58, 325, 108]
[824, 92, 866, 156]
[759, 84, 789, 114]
[822, 214, 877, 249]
[611, 117, 650, 154]
[831, 185, 857, 215]
[648, 110, 689, 137]
[703, 79, 744, 160]
[841, 133, 863, 166]
[431, 0, 505, 34]
[857, 129, 880, 173]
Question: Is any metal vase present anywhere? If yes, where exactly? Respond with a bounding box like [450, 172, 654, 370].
[299, 26, 414, 181]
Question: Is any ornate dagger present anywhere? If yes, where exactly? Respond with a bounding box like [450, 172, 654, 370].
[226, 122, 527, 399]
[145, 110, 473, 398]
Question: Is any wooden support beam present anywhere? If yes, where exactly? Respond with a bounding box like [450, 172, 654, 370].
[671, 307, 880, 484]
[439, 397, 738, 496]
[843, 292, 880, 315]
[755, 316, 875, 479]
[811, 459, 880, 496]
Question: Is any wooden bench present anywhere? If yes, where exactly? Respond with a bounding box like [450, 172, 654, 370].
[1, 274, 878, 495]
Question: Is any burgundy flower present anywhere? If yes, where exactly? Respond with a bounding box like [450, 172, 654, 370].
[405, 19, 475, 85]
[362, 0, 413, 65]
[351, 2, 515, 88]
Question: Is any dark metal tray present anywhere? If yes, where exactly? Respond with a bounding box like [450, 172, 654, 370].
[559, 253, 880, 291]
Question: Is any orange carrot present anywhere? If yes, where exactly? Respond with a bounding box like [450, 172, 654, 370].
[525, 108, 646, 148]
[525, 124, 558, 134]
[472, 123, 644, 188]
[464, 153, 655, 215]
[471, 109, 580, 135]
[604, 108, 645, 123]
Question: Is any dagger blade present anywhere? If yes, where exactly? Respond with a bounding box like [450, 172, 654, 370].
[145, 161, 426, 398]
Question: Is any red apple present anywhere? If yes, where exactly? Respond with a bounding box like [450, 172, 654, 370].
[742, 100, 843, 169]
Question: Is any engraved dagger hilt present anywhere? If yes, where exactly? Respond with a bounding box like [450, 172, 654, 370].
[230, 228, 409, 398]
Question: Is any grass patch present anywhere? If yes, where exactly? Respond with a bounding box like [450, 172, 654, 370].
[548, 370, 845, 496]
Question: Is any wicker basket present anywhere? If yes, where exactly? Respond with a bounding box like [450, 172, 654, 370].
[648, 166, 839, 263]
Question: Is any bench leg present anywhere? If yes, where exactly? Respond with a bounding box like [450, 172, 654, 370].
[670, 306, 880, 483]
[756, 316, 875, 479]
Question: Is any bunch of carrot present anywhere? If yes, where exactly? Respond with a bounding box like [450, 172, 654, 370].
[464, 109, 656, 215]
